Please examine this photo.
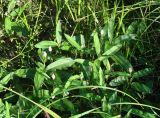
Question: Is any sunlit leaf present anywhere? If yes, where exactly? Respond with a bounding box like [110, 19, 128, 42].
[108, 16, 115, 42]
[46, 58, 75, 71]
[64, 34, 81, 50]
[102, 44, 122, 56]
[7, 0, 16, 13]
[109, 76, 128, 86]
[5, 17, 12, 34]
[56, 20, 62, 44]
[35, 41, 58, 49]
[92, 31, 101, 56]
[34, 71, 45, 90]
[0, 72, 14, 85]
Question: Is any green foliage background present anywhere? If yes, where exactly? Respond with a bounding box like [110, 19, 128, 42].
[0, 0, 160, 117]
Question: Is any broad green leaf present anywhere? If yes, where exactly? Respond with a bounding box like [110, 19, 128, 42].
[92, 60, 100, 84]
[126, 21, 138, 34]
[114, 34, 136, 44]
[46, 58, 75, 71]
[35, 89, 50, 98]
[103, 59, 111, 71]
[101, 24, 108, 38]
[10, 3, 29, 17]
[0, 72, 14, 85]
[102, 96, 110, 112]
[137, 21, 146, 36]
[63, 99, 75, 113]
[102, 44, 122, 56]
[64, 34, 81, 50]
[92, 31, 101, 56]
[75, 59, 93, 66]
[35, 41, 58, 49]
[8, 0, 16, 13]
[5, 17, 12, 34]
[80, 34, 85, 48]
[0, 99, 5, 117]
[60, 42, 71, 51]
[131, 108, 156, 118]
[5, 102, 10, 118]
[10, 22, 29, 37]
[110, 72, 131, 77]
[109, 76, 128, 87]
[34, 71, 45, 90]
[111, 53, 133, 73]
[56, 20, 62, 44]
[65, 75, 80, 89]
[99, 67, 104, 86]
[15, 68, 35, 78]
[109, 92, 117, 103]
[131, 82, 152, 93]
[108, 16, 115, 42]
[132, 68, 154, 79]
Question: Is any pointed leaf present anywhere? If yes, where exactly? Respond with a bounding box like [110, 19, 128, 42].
[99, 67, 104, 86]
[126, 21, 138, 34]
[8, 0, 16, 13]
[108, 16, 115, 42]
[34, 71, 45, 90]
[15, 68, 36, 78]
[56, 20, 62, 44]
[92, 31, 101, 56]
[64, 34, 81, 50]
[109, 76, 128, 87]
[5, 17, 12, 34]
[103, 44, 122, 56]
[111, 53, 133, 73]
[35, 41, 57, 49]
[132, 68, 154, 79]
[46, 58, 75, 71]
[131, 82, 152, 93]
[0, 72, 14, 85]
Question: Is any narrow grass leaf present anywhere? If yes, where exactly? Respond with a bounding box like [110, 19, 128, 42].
[0, 85, 61, 118]
[69, 107, 100, 118]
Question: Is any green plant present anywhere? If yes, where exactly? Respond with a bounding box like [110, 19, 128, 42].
[0, 0, 160, 118]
